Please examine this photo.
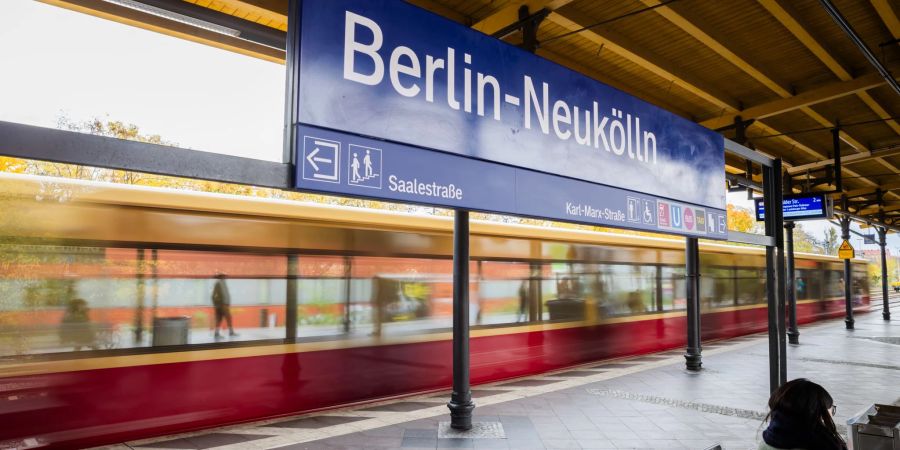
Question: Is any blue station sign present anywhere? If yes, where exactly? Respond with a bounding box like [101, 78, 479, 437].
[291, 0, 727, 239]
[755, 193, 833, 221]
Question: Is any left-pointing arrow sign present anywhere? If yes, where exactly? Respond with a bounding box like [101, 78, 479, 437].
[306, 147, 320, 171]
[301, 136, 341, 183]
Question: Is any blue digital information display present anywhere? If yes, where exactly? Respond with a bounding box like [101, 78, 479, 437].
[755, 193, 831, 221]
[291, 0, 727, 239]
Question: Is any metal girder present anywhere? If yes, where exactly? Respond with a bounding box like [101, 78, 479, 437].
[699, 73, 885, 130]
[0, 120, 291, 189]
[729, 231, 777, 247]
[821, 0, 900, 96]
[786, 145, 900, 173]
[544, 12, 739, 112]
[869, 0, 900, 131]
[136, 0, 285, 48]
[638, 0, 791, 96]
[638, 0, 900, 198]
[841, 182, 900, 199]
[725, 139, 775, 167]
[872, 0, 900, 42]
[857, 202, 900, 216]
[39, 0, 286, 63]
[545, 7, 886, 198]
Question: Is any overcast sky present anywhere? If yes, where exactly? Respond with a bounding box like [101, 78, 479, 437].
[1, 0, 897, 252]
[0, 0, 285, 161]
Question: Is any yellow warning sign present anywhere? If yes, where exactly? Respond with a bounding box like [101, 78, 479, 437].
[838, 240, 855, 259]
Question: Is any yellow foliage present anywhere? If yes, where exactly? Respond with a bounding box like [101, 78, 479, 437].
[727, 204, 757, 233]
[0, 157, 26, 174]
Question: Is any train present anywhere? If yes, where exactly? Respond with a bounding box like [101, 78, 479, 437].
[0, 173, 870, 449]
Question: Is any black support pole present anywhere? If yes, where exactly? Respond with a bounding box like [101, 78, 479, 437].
[840, 213, 854, 330]
[684, 237, 702, 371]
[878, 227, 891, 321]
[762, 162, 784, 393]
[448, 210, 474, 430]
[772, 159, 787, 385]
[785, 222, 799, 344]
[286, 254, 298, 341]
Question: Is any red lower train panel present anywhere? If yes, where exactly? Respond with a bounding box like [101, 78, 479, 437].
[0, 299, 865, 449]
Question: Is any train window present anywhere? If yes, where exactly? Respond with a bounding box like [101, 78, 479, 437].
[535, 263, 661, 322]
[348, 256, 455, 337]
[795, 269, 820, 300]
[600, 264, 658, 316]
[824, 270, 843, 298]
[660, 266, 685, 311]
[0, 245, 289, 357]
[294, 256, 353, 338]
[735, 269, 764, 305]
[541, 263, 590, 322]
[475, 261, 532, 326]
[701, 267, 735, 308]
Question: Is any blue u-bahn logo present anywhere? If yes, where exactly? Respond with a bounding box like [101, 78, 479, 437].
[670, 205, 683, 229]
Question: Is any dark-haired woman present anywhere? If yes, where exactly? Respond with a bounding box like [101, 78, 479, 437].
[758, 378, 847, 450]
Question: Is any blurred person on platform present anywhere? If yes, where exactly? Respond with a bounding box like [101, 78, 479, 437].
[212, 272, 237, 340]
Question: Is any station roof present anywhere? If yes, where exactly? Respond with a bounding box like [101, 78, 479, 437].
[39, 0, 900, 228]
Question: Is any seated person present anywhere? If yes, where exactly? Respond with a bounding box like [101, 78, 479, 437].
[758, 378, 846, 450]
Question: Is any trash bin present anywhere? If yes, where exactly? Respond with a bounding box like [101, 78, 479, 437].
[152, 316, 190, 346]
[546, 298, 584, 320]
[848, 404, 900, 450]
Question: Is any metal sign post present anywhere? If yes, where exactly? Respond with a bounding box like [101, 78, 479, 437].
[840, 214, 854, 330]
[684, 237, 702, 371]
[785, 222, 799, 345]
[449, 210, 475, 430]
[877, 227, 890, 321]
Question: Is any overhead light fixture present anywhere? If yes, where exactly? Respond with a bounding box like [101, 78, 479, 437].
[102, 0, 241, 38]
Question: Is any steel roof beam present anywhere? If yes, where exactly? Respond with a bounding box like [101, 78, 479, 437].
[0, 120, 291, 188]
[40, 0, 285, 62]
[821, 0, 900, 97]
[546, 7, 882, 193]
[700, 73, 886, 130]
[858, 202, 900, 216]
[635, 0, 899, 199]
[871, 0, 900, 43]
[471, 0, 575, 36]
[758, 0, 900, 170]
[545, 12, 740, 112]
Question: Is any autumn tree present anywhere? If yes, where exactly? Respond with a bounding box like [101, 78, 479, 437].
[727, 204, 760, 233]
[790, 223, 819, 253]
[818, 227, 840, 256]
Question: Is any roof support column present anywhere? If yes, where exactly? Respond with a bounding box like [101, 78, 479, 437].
[448, 210, 474, 430]
[785, 221, 799, 344]
[762, 159, 787, 392]
[840, 209, 854, 330]
[684, 237, 702, 371]
[878, 226, 891, 321]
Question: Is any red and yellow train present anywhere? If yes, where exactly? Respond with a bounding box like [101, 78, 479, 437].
[0, 174, 869, 448]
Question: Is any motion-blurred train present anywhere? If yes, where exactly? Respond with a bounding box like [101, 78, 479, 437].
[0, 174, 869, 448]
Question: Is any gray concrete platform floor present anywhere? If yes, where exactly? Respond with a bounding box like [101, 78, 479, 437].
[107, 307, 900, 450]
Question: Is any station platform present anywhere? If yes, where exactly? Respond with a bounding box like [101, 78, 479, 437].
[101, 303, 899, 450]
